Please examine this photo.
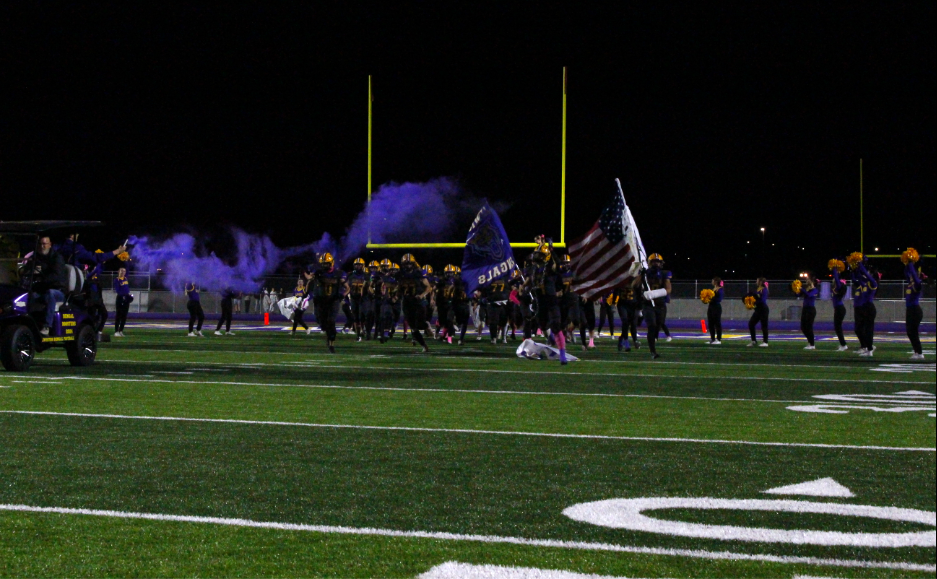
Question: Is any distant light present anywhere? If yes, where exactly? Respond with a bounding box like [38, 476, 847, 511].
[874, 247, 879, 251]
[760, 227, 765, 232]
[772, 243, 775, 246]
[747, 241, 750, 244]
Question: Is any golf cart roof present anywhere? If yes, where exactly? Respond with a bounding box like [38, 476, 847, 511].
[0, 221, 104, 236]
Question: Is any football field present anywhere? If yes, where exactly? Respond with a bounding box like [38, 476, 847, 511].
[1, 325, 934, 578]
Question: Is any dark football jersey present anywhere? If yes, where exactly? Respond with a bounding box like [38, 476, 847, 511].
[347, 270, 368, 297]
[398, 269, 427, 297]
[314, 268, 347, 300]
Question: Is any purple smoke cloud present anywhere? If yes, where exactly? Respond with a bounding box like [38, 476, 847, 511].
[129, 178, 489, 292]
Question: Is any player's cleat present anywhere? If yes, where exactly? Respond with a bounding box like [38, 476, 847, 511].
[804, 345, 815, 350]
[747, 341, 756, 347]
[711, 340, 721, 345]
[491, 338, 497, 345]
[911, 353, 925, 360]
[856, 347, 867, 355]
[666, 336, 672, 342]
[837, 344, 848, 351]
[328, 345, 335, 354]
[187, 332, 196, 337]
[502, 335, 509, 344]
[759, 342, 769, 347]
[859, 350, 873, 357]
[226, 331, 235, 336]
[306, 328, 312, 335]
[476, 335, 482, 341]
[420, 346, 429, 354]
[581, 344, 587, 352]
[651, 353, 661, 359]
[214, 331, 224, 336]
[197, 331, 204, 337]
[457, 339, 464, 346]
[447, 336, 452, 344]
[633, 341, 640, 350]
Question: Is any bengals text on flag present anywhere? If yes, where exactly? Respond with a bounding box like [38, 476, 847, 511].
[568, 179, 648, 300]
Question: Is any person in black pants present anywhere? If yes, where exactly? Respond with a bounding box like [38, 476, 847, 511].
[597, 291, 616, 337]
[616, 286, 640, 352]
[185, 282, 205, 337]
[746, 277, 770, 347]
[113, 267, 132, 337]
[215, 287, 235, 335]
[793, 277, 819, 349]
[707, 277, 724, 344]
[904, 259, 925, 360]
[831, 264, 849, 351]
[851, 261, 878, 357]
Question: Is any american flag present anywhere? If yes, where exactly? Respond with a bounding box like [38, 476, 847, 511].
[569, 179, 647, 300]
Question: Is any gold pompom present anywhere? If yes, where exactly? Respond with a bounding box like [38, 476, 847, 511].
[700, 289, 715, 304]
[828, 259, 845, 273]
[94, 249, 104, 254]
[744, 295, 757, 310]
[117, 251, 130, 262]
[846, 252, 864, 269]
[791, 279, 802, 294]
[901, 247, 920, 265]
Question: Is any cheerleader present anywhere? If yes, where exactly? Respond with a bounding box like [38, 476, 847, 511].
[793, 277, 819, 349]
[185, 282, 205, 337]
[706, 277, 724, 345]
[850, 256, 878, 357]
[903, 250, 925, 360]
[830, 261, 849, 351]
[746, 278, 770, 347]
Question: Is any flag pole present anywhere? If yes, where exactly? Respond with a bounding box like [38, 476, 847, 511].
[859, 158, 863, 255]
[368, 75, 373, 246]
[560, 67, 567, 246]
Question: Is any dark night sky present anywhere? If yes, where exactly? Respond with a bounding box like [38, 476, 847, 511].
[3, 5, 935, 279]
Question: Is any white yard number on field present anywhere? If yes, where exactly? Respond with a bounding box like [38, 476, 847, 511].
[787, 390, 936, 416]
[563, 478, 936, 548]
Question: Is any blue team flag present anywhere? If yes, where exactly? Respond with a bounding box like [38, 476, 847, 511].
[462, 201, 516, 295]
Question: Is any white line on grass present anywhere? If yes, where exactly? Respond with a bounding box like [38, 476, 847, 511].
[98, 346, 935, 375]
[81, 358, 937, 385]
[0, 375, 917, 405]
[0, 504, 931, 573]
[2, 410, 932, 451]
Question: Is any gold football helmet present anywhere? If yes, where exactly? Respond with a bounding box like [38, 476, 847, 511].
[422, 264, 434, 275]
[353, 257, 366, 266]
[443, 264, 458, 274]
[389, 262, 400, 273]
[319, 252, 334, 266]
[379, 258, 392, 269]
[368, 260, 381, 269]
[648, 253, 663, 263]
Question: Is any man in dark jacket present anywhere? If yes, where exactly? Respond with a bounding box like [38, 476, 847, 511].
[27, 236, 67, 335]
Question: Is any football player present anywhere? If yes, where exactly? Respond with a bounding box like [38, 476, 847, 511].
[398, 254, 431, 353]
[313, 253, 349, 353]
[347, 257, 368, 341]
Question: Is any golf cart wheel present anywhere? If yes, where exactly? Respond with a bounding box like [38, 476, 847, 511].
[1, 324, 36, 372]
[65, 324, 97, 367]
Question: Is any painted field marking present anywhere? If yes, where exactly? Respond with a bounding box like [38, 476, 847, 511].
[872, 364, 936, 374]
[1, 410, 933, 452]
[788, 391, 936, 415]
[1, 374, 932, 408]
[562, 497, 936, 548]
[0, 504, 931, 573]
[787, 405, 935, 415]
[418, 562, 636, 579]
[763, 478, 854, 498]
[97, 346, 937, 375]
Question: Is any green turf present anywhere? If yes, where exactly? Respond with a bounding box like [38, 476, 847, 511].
[0, 328, 933, 577]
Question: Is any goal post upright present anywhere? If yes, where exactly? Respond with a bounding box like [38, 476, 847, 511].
[366, 69, 567, 249]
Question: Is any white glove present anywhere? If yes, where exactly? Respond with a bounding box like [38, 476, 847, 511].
[643, 288, 668, 301]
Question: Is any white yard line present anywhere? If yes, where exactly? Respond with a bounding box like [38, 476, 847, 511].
[2, 410, 932, 452]
[0, 504, 931, 573]
[0, 374, 926, 405]
[3, 374, 934, 405]
[84, 358, 936, 385]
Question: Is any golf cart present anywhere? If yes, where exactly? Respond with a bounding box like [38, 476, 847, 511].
[0, 221, 104, 371]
